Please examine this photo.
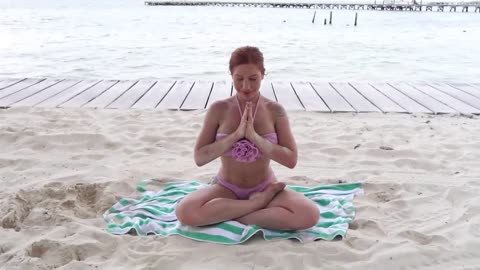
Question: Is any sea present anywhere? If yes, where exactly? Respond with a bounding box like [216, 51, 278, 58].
[1, 0, 479, 81]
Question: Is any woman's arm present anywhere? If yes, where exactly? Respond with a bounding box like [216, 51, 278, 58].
[193, 101, 242, 167]
[251, 103, 298, 169]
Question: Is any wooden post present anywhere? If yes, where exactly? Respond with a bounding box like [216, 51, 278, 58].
[354, 12, 358, 26]
[324, 18, 327, 25]
[329, 11, 332, 25]
[312, 10, 316, 23]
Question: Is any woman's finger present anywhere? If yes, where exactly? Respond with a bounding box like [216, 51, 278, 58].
[244, 103, 251, 121]
[242, 103, 249, 122]
[248, 103, 253, 123]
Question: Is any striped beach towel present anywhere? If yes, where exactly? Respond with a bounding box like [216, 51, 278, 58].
[104, 179, 363, 244]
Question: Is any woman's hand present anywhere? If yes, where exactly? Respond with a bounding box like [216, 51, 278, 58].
[245, 102, 259, 142]
[234, 102, 250, 140]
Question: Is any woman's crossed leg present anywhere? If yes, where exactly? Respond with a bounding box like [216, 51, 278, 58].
[176, 182, 319, 230]
[175, 182, 285, 227]
[235, 187, 320, 230]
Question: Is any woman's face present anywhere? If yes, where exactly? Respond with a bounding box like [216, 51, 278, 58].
[232, 63, 264, 101]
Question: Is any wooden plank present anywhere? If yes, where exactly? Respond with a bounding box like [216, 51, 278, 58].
[83, 80, 136, 108]
[370, 82, 432, 113]
[0, 78, 25, 90]
[132, 80, 175, 109]
[59, 80, 118, 108]
[36, 80, 100, 108]
[156, 80, 194, 110]
[260, 80, 276, 101]
[349, 82, 406, 113]
[181, 80, 213, 110]
[0, 79, 63, 107]
[408, 83, 480, 115]
[330, 82, 381, 112]
[4, 78, 480, 114]
[107, 80, 156, 109]
[290, 81, 329, 112]
[206, 81, 231, 108]
[310, 82, 355, 112]
[389, 82, 456, 114]
[14, 80, 81, 107]
[426, 82, 480, 110]
[0, 78, 44, 99]
[271, 81, 304, 110]
[447, 82, 480, 99]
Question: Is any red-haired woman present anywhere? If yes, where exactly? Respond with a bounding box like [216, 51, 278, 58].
[176, 46, 319, 230]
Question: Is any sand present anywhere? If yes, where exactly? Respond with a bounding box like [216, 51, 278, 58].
[0, 107, 479, 270]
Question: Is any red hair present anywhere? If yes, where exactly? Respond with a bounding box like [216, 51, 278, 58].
[229, 46, 266, 75]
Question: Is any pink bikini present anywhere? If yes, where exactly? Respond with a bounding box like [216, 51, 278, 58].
[214, 95, 279, 199]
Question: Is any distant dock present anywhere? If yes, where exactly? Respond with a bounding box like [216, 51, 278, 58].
[1, 78, 480, 114]
[144, 1, 480, 12]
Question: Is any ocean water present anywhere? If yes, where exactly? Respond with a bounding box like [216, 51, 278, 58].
[0, 0, 479, 81]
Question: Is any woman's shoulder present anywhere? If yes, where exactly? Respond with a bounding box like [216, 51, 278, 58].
[208, 97, 234, 112]
[263, 97, 287, 119]
[206, 97, 235, 123]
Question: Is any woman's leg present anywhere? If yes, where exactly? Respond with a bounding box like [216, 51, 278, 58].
[176, 182, 285, 227]
[235, 188, 320, 230]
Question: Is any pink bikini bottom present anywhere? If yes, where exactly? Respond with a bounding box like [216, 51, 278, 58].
[214, 174, 274, 200]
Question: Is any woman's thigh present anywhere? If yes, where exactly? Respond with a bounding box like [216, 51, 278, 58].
[266, 189, 315, 210]
[177, 183, 237, 209]
[175, 183, 238, 225]
[266, 188, 320, 227]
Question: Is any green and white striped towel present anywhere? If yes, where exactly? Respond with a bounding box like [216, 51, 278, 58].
[104, 179, 363, 244]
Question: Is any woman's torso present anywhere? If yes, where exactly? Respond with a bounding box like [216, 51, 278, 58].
[215, 95, 277, 188]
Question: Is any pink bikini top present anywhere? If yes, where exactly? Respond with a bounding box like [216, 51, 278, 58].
[215, 95, 278, 163]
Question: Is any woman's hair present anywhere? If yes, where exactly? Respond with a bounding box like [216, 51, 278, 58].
[229, 46, 266, 75]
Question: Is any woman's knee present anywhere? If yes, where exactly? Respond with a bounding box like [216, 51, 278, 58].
[175, 185, 233, 226]
[175, 199, 201, 226]
[175, 192, 205, 226]
[291, 203, 320, 230]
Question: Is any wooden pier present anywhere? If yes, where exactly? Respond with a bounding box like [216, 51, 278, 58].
[144, 1, 480, 12]
[1, 78, 480, 114]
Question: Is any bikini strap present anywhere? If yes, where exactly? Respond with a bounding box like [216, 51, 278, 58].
[253, 96, 260, 119]
[235, 95, 243, 117]
[235, 95, 261, 120]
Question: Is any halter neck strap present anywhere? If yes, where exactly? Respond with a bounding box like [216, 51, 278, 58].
[236, 95, 260, 120]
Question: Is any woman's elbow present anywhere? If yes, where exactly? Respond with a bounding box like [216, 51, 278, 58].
[286, 158, 297, 169]
[194, 156, 206, 167]
[287, 152, 298, 169]
[193, 152, 206, 167]
[280, 150, 297, 169]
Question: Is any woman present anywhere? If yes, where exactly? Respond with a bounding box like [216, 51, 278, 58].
[176, 46, 319, 230]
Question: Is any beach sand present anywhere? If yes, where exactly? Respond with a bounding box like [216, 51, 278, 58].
[0, 107, 479, 270]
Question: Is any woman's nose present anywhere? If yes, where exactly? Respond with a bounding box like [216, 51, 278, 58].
[242, 80, 251, 90]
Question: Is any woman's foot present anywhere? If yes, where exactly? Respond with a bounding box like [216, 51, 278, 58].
[248, 182, 286, 208]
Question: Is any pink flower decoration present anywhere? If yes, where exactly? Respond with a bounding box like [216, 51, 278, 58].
[231, 139, 260, 162]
